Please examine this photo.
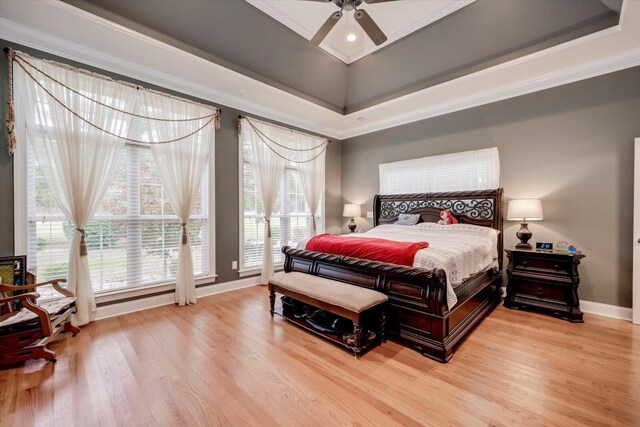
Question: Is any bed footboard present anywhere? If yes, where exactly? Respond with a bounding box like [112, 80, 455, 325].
[282, 246, 502, 362]
[283, 246, 448, 316]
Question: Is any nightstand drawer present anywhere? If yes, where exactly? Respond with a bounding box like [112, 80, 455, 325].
[513, 255, 571, 276]
[512, 278, 567, 304]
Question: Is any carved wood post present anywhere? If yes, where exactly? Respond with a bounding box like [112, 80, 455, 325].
[353, 322, 363, 359]
[268, 285, 275, 316]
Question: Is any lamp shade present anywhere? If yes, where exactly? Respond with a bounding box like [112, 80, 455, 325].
[343, 204, 361, 218]
[507, 199, 543, 221]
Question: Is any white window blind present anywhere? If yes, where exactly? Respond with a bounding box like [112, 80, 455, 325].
[379, 148, 500, 194]
[27, 143, 209, 293]
[241, 147, 322, 270]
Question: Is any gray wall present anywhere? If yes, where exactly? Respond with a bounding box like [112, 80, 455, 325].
[341, 67, 640, 308]
[345, 0, 616, 112]
[0, 40, 342, 286]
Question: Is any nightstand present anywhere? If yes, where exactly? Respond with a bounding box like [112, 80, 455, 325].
[504, 248, 585, 322]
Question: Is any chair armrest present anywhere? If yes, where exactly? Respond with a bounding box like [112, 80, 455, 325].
[0, 278, 73, 298]
[50, 279, 74, 298]
[0, 292, 52, 336]
[0, 292, 40, 304]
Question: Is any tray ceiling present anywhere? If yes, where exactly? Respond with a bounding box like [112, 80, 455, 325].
[1, 1, 638, 140]
[246, 0, 474, 64]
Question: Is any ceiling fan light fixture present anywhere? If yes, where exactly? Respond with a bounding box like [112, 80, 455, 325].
[310, 0, 391, 47]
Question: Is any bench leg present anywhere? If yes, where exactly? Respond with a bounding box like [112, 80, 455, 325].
[269, 285, 275, 316]
[352, 322, 363, 359]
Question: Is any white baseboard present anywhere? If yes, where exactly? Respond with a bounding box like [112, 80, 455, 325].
[93, 279, 633, 322]
[580, 300, 633, 321]
[95, 276, 260, 321]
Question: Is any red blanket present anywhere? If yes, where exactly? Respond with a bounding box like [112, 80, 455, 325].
[305, 234, 428, 267]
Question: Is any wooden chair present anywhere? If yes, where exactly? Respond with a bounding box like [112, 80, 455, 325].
[0, 279, 80, 365]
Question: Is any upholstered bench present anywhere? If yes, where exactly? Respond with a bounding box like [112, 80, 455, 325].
[268, 271, 388, 358]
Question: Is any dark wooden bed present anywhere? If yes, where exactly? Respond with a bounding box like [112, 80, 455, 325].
[282, 188, 504, 362]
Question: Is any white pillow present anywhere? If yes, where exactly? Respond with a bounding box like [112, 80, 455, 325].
[394, 213, 421, 226]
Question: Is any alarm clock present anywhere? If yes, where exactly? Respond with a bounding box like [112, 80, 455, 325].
[536, 242, 553, 251]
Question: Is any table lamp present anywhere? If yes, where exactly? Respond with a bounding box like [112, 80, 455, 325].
[507, 199, 543, 249]
[343, 204, 361, 233]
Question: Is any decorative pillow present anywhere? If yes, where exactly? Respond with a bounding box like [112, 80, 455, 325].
[437, 209, 458, 225]
[394, 213, 421, 226]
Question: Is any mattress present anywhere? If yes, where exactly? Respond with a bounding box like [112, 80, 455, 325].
[299, 223, 499, 308]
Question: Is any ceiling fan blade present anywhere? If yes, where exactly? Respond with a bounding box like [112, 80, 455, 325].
[310, 11, 343, 45]
[354, 9, 387, 46]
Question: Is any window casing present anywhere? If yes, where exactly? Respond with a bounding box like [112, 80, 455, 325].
[240, 142, 324, 272]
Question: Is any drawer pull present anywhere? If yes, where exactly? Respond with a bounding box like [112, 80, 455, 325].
[536, 287, 544, 297]
[554, 264, 559, 269]
[522, 261, 527, 266]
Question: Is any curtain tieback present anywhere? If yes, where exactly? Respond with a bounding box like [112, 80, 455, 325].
[76, 228, 87, 257]
[310, 215, 317, 232]
[180, 223, 188, 245]
[264, 217, 271, 238]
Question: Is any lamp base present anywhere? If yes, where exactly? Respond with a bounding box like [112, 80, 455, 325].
[348, 218, 357, 233]
[515, 222, 532, 249]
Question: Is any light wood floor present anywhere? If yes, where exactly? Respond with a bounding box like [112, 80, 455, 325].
[1, 286, 638, 427]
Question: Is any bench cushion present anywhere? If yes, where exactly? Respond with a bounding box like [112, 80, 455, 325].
[269, 272, 388, 313]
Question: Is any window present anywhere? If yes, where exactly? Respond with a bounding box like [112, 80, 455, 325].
[379, 148, 500, 194]
[240, 141, 323, 271]
[26, 141, 211, 293]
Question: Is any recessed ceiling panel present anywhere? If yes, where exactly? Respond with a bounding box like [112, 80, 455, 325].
[246, 0, 474, 64]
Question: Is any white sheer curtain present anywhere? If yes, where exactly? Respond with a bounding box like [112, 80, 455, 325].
[290, 132, 326, 236]
[141, 92, 213, 306]
[379, 148, 500, 194]
[14, 57, 138, 326]
[241, 118, 287, 283]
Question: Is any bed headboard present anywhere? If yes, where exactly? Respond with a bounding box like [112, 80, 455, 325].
[373, 188, 504, 267]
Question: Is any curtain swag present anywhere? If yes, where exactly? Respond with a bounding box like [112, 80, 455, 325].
[240, 116, 326, 282]
[4, 47, 222, 155]
[238, 116, 330, 164]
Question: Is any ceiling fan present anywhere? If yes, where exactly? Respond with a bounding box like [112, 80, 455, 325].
[309, 0, 395, 46]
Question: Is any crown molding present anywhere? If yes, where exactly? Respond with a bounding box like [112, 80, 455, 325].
[245, 0, 474, 65]
[341, 46, 640, 138]
[1, 0, 639, 141]
[0, 5, 345, 139]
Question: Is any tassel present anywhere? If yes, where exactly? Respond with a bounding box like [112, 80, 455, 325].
[6, 101, 14, 123]
[6, 102, 16, 155]
[265, 218, 271, 238]
[214, 110, 221, 130]
[77, 229, 87, 257]
[181, 223, 188, 245]
[6, 128, 16, 156]
[5, 47, 16, 156]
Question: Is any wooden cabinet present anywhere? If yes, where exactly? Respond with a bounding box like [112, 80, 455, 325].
[504, 248, 585, 322]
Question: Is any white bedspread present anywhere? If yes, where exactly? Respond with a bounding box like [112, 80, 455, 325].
[299, 223, 499, 308]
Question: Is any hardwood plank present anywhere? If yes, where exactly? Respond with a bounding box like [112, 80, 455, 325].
[0, 286, 638, 426]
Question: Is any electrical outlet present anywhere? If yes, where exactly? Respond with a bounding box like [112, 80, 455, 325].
[232, 261, 238, 270]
